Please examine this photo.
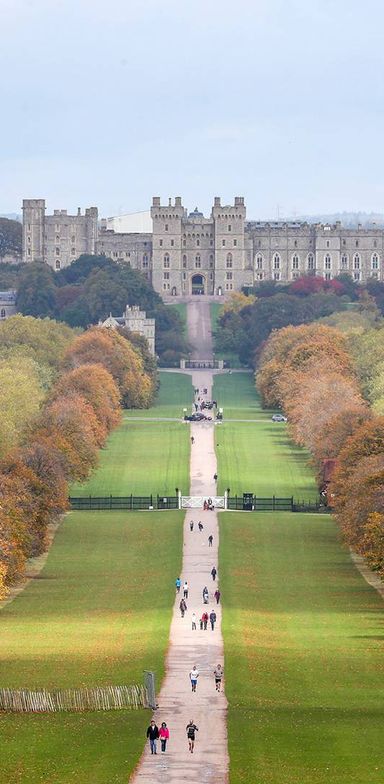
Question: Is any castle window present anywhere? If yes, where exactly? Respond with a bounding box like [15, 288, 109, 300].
[226, 271, 233, 280]
[355, 240, 359, 247]
[324, 254, 331, 269]
[56, 247, 60, 255]
[210, 240, 213, 246]
[159, 239, 163, 247]
[353, 253, 360, 269]
[372, 253, 379, 269]
[342, 239, 346, 246]
[324, 272, 331, 280]
[55, 260, 61, 270]
[294, 240, 297, 248]
[307, 253, 314, 270]
[209, 255, 214, 268]
[183, 240, 186, 246]
[233, 239, 237, 246]
[326, 240, 330, 248]
[55, 224, 59, 232]
[222, 240, 226, 247]
[171, 239, 174, 247]
[27, 235, 31, 243]
[71, 235, 75, 243]
[273, 271, 280, 280]
[195, 255, 201, 268]
[183, 272, 186, 280]
[27, 248, 31, 255]
[226, 253, 233, 268]
[163, 271, 170, 280]
[71, 248, 75, 255]
[353, 271, 360, 281]
[183, 255, 187, 268]
[27, 223, 31, 230]
[196, 240, 200, 246]
[164, 253, 170, 268]
[165, 224, 168, 232]
[143, 255, 148, 268]
[56, 235, 60, 241]
[228, 225, 232, 232]
[273, 253, 280, 270]
[256, 254, 263, 269]
[126, 252, 130, 257]
[341, 254, 348, 269]
[292, 254, 299, 270]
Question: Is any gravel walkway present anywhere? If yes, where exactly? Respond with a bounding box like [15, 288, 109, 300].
[130, 370, 228, 783]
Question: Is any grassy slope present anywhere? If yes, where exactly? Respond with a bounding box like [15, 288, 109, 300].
[0, 511, 184, 783]
[72, 372, 192, 496]
[220, 512, 384, 784]
[214, 373, 318, 500]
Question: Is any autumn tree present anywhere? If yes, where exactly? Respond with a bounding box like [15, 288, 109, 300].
[0, 314, 76, 371]
[52, 363, 121, 438]
[0, 356, 46, 457]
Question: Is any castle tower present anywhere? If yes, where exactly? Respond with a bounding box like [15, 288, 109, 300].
[22, 198, 46, 262]
[212, 197, 249, 294]
[151, 197, 183, 295]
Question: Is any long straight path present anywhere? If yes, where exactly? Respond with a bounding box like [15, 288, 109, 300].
[130, 299, 228, 783]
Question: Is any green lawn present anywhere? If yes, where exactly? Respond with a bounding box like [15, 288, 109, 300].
[214, 374, 318, 500]
[0, 510, 184, 783]
[220, 512, 384, 784]
[127, 370, 193, 418]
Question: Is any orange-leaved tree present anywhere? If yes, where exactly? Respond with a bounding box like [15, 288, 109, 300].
[52, 363, 121, 439]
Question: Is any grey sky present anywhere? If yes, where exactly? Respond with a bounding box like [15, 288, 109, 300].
[1, 0, 384, 219]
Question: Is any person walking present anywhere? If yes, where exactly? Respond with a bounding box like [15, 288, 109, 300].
[191, 612, 197, 630]
[211, 566, 217, 581]
[146, 720, 159, 755]
[208, 534, 213, 547]
[198, 521, 204, 532]
[209, 610, 217, 630]
[214, 588, 221, 604]
[202, 610, 209, 630]
[183, 581, 189, 598]
[202, 586, 209, 603]
[189, 665, 199, 692]
[190, 520, 194, 532]
[175, 577, 181, 593]
[191, 435, 195, 444]
[179, 598, 187, 618]
[159, 722, 169, 753]
[186, 720, 198, 753]
[214, 664, 223, 692]
[213, 473, 218, 482]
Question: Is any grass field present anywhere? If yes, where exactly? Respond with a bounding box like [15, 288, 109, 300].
[220, 512, 384, 784]
[214, 373, 318, 500]
[0, 510, 184, 783]
[72, 372, 192, 497]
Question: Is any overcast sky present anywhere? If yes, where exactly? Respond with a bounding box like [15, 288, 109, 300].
[1, 0, 384, 220]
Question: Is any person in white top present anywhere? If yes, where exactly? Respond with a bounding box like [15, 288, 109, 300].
[189, 665, 199, 692]
[191, 613, 197, 630]
[183, 581, 189, 598]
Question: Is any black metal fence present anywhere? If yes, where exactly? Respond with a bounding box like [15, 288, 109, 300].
[227, 495, 328, 513]
[69, 495, 179, 511]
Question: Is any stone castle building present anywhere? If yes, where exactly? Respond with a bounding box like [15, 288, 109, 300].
[101, 305, 155, 355]
[22, 197, 384, 295]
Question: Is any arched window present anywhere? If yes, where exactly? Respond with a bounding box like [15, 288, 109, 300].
[355, 239, 359, 247]
[292, 254, 299, 270]
[55, 259, 61, 270]
[209, 254, 214, 268]
[182, 254, 187, 268]
[341, 253, 348, 269]
[307, 253, 314, 270]
[195, 254, 201, 268]
[294, 240, 297, 248]
[196, 239, 200, 246]
[226, 253, 233, 268]
[372, 253, 379, 269]
[273, 253, 280, 270]
[256, 254, 263, 270]
[353, 254, 360, 270]
[326, 240, 330, 248]
[164, 253, 170, 268]
[324, 254, 331, 270]
[0, 308, 6, 319]
[143, 254, 148, 268]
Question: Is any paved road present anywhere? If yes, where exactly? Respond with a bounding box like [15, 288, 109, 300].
[186, 298, 213, 360]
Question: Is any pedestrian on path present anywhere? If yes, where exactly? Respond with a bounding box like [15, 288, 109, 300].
[214, 664, 223, 692]
[159, 722, 169, 753]
[175, 577, 181, 593]
[202, 586, 209, 603]
[213, 473, 218, 481]
[190, 520, 194, 532]
[199, 615, 204, 630]
[189, 665, 199, 692]
[209, 610, 217, 630]
[214, 589, 221, 604]
[198, 521, 204, 532]
[208, 534, 213, 547]
[146, 720, 159, 755]
[211, 566, 217, 581]
[191, 612, 197, 630]
[202, 611, 209, 630]
[191, 435, 195, 444]
[183, 581, 189, 598]
[186, 720, 198, 753]
[180, 598, 187, 617]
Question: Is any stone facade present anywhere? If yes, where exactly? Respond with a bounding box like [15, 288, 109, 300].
[0, 290, 17, 320]
[101, 305, 155, 355]
[22, 197, 384, 293]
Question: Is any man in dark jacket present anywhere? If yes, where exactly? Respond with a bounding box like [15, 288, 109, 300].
[146, 720, 159, 754]
[209, 610, 217, 630]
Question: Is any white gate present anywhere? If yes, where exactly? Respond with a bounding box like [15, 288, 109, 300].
[181, 496, 225, 509]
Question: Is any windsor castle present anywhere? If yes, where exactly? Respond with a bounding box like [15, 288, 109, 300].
[22, 197, 383, 297]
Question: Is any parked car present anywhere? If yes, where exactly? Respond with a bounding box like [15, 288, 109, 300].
[184, 412, 212, 422]
[271, 414, 287, 422]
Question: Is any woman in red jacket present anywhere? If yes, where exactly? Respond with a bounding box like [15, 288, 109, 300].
[159, 722, 170, 753]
